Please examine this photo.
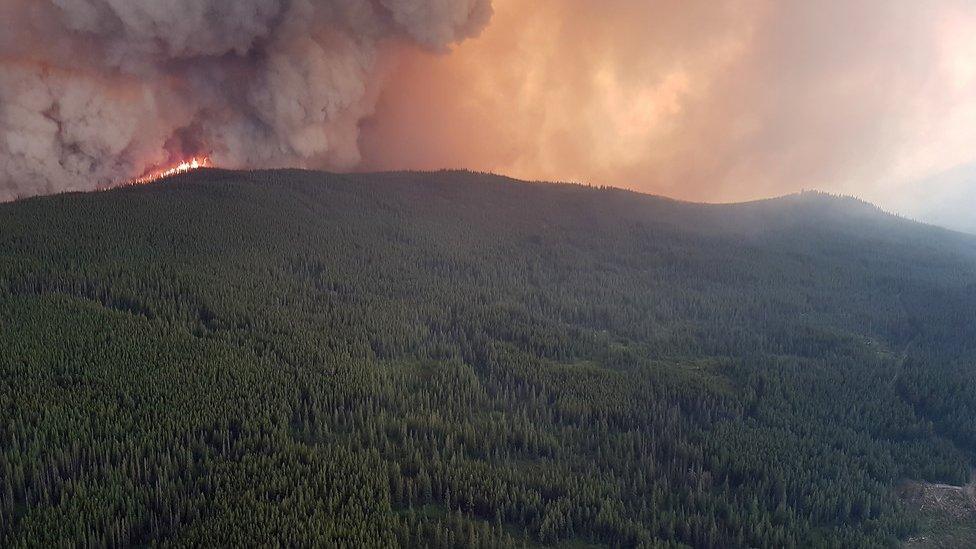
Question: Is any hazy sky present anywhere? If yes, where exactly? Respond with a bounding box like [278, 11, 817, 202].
[360, 0, 976, 232]
[1, 1, 973, 232]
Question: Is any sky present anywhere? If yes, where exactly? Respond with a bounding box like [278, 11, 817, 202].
[359, 0, 976, 233]
[1, 0, 973, 232]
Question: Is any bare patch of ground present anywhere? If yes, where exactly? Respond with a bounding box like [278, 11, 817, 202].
[900, 473, 976, 548]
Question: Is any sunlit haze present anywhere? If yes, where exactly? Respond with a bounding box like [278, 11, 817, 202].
[1, 0, 972, 231]
[360, 0, 976, 232]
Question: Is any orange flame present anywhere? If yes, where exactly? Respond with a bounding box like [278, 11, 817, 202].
[130, 156, 211, 185]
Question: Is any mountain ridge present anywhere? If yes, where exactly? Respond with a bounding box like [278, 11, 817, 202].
[21, 167, 967, 241]
[2, 168, 976, 546]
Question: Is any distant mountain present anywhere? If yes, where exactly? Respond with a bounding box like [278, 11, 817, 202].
[2, 169, 976, 547]
[886, 163, 976, 235]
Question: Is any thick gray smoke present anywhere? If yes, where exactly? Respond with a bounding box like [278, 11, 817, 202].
[0, 0, 492, 200]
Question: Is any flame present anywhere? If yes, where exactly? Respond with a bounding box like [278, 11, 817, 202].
[130, 156, 211, 185]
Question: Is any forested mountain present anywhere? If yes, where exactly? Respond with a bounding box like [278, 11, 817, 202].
[2, 169, 976, 547]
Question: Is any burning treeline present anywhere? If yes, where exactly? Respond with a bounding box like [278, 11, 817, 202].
[0, 0, 492, 201]
[129, 157, 211, 186]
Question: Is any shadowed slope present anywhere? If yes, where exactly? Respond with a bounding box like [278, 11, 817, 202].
[2, 169, 976, 547]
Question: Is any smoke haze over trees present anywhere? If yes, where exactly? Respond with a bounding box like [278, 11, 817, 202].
[2, 1, 973, 232]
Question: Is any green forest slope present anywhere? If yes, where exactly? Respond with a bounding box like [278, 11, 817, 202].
[2, 169, 976, 547]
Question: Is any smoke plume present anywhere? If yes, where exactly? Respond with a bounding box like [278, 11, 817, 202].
[0, 0, 491, 200]
[360, 0, 976, 218]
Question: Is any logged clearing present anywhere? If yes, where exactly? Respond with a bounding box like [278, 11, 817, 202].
[902, 474, 976, 548]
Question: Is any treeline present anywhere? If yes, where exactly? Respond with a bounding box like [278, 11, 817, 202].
[2, 169, 975, 547]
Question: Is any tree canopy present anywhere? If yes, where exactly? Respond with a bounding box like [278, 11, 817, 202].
[2, 170, 975, 547]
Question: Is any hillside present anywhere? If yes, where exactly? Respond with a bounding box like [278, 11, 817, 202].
[2, 169, 976, 547]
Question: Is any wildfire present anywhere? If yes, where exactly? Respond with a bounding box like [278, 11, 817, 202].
[130, 156, 211, 185]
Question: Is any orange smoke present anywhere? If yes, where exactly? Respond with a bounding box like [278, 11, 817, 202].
[359, 0, 976, 211]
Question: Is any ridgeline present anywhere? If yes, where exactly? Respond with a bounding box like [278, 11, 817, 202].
[2, 169, 976, 547]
